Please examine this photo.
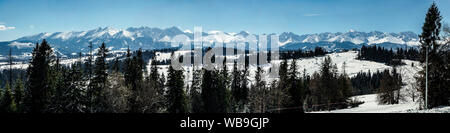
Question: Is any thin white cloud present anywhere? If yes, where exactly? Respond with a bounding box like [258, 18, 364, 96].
[0, 24, 16, 31]
[303, 13, 321, 17]
[29, 25, 35, 29]
[8, 42, 34, 49]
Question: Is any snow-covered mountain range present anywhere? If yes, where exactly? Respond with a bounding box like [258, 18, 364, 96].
[0, 26, 420, 60]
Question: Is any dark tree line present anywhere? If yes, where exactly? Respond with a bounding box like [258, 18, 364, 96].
[350, 70, 384, 95]
[280, 47, 327, 60]
[376, 68, 403, 104]
[305, 57, 355, 111]
[357, 45, 419, 66]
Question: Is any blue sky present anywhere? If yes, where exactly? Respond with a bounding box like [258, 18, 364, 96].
[0, 0, 449, 41]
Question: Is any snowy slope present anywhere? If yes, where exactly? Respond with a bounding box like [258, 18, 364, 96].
[147, 50, 421, 99]
[312, 94, 419, 113]
[147, 50, 432, 113]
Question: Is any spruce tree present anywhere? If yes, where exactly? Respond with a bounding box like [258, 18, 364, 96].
[123, 46, 132, 86]
[240, 64, 250, 112]
[128, 49, 144, 113]
[26, 39, 54, 113]
[47, 55, 66, 113]
[89, 42, 109, 112]
[1, 83, 17, 113]
[337, 62, 353, 107]
[63, 57, 86, 113]
[249, 67, 267, 113]
[202, 68, 223, 113]
[13, 78, 24, 112]
[147, 58, 165, 112]
[112, 57, 120, 72]
[287, 59, 304, 112]
[417, 2, 449, 108]
[166, 65, 188, 113]
[231, 61, 242, 112]
[190, 67, 203, 113]
[219, 58, 231, 112]
[276, 58, 289, 112]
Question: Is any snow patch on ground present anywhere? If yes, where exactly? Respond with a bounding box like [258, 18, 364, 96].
[312, 94, 419, 113]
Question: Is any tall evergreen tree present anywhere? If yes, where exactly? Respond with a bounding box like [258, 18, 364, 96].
[275, 58, 290, 112]
[128, 49, 145, 113]
[47, 55, 67, 113]
[337, 62, 353, 103]
[231, 61, 243, 112]
[249, 67, 268, 113]
[13, 78, 24, 112]
[1, 83, 17, 113]
[417, 2, 449, 108]
[89, 42, 109, 112]
[26, 39, 54, 113]
[202, 67, 229, 113]
[219, 58, 231, 112]
[8, 48, 13, 89]
[147, 58, 165, 112]
[63, 56, 86, 113]
[124, 46, 132, 86]
[165, 65, 188, 113]
[190, 67, 203, 113]
[287, 59, 304, 112]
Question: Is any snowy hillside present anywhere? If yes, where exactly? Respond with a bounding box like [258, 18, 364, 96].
[312, 94, 418, 113]
[144, 50, 428, 113]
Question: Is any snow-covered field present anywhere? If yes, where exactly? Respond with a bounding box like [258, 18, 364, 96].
[312, 94, 419, 113]
[312, 94, 450, 113]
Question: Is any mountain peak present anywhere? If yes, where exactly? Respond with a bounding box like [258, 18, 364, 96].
[237, 31, 250, 36]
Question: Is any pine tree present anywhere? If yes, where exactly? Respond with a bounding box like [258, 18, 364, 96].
[287, 59, 304, 112]
[127, 49, 145, 113]
[337, 62, 353, 108]
[146, 58, 165, 112]
[275, 58, 289, 112]
[377, 69, 395, 104]
[240, 65, 250, 112]
[85, 42, 94, 101]
[26, 39, 54, 113]
[219, 58, 231, 112]
[13, 78, 24, 112]
[202, 67, 230, 113]
[417, 2, 449, 108]
[166, 65, 188, 113]
[190, 67, 203, 113]
[320, 56, 336, 110]
[249, 67, 267, 113]
[124, 46, 132, 86]
[112, 57, 120, 72]
[8, 48, 13, 89]
[89, 42, 109, 112]
[47, 55, 66, 113]
[1, 83, 17, 113]
[231, 61, 242, 112]
[63, 57, 86, 113]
